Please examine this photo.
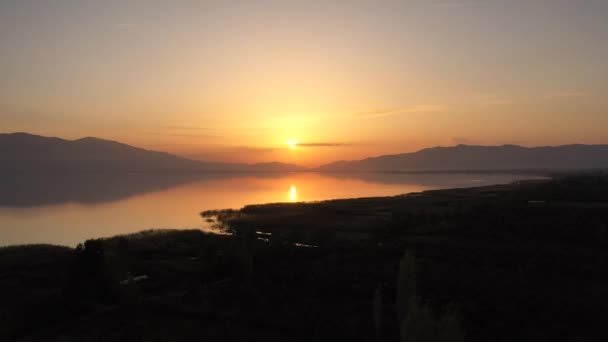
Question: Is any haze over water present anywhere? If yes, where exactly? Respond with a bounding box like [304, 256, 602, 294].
[0, 172, 540, 246]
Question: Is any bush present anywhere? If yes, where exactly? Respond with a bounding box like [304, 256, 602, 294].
[396, 252, 464, 342]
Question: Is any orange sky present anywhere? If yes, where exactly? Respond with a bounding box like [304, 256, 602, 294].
[1, 1, 607, 166]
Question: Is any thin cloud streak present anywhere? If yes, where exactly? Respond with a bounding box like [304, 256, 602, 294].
[163, 125, 213, 131]
[146, 131, 220, 139]
[451, 137, 480, 145]
[432, 0, 487, 8]
[168, 133, 221, 138]
[355, 105, 447, 118]
[545, 91, 590, 99]
[236, 146, 276, 153]
[484, 98, 511, 105]
[297, 142, 351, 147]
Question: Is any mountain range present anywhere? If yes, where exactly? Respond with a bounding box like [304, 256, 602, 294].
[2, 132, 608, 174]
[318, 144, 608, 171]
[0, 133, 304, 174]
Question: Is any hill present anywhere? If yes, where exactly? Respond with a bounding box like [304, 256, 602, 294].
[318, 144, 608, 172]
[0, 133, 305, 174]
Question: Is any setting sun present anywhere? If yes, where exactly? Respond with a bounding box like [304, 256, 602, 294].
[286, 140, 298, 149]
[2, 1, 608, 340]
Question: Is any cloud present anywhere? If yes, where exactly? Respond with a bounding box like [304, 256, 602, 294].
[148, 125, 220, 138]
[432, 1, 486, 8]
[115, 23, 138, 31]
[168, 133, 221, 138]
[180, 145, 277, 163]
[229, 146, 276, 153]
[545, 91, 590, 99]
[146, 131, 220, 139]
[484, 98, 511, 105]
[163, 125, 212, 130]
[271, 115, 315, 122]
[297, 142, 351, 147]
[451, 137, 478, 145]
[354, 105, 447, 118]
[354, 109, 401, 118]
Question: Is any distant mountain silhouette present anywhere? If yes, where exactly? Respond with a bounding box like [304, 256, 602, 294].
[318, 144, 608, 172]
[0, 133, 305, 174]
[4, 133, 607, 174]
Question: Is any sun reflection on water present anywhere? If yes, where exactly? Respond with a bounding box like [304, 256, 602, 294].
[289, 185, 297, 202]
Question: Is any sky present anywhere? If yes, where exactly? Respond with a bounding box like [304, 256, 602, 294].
[1, 0, 607, 166]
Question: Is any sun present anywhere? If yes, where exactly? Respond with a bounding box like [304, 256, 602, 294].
[286, 139, 298, 149]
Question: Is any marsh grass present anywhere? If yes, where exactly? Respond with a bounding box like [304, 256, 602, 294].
[397, 252, 464, 342]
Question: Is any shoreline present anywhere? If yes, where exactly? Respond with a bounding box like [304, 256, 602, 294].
[2, 176, 551, 249]
[2, 173, 608, 341]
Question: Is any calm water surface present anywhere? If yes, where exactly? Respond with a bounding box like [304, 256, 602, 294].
[0, 172, 541, 246]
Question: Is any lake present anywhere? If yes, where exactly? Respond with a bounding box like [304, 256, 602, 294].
[0, 172, 542, 246]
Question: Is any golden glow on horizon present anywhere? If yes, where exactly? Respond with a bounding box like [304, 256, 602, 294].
[2, 1, 607, 167]
[286, 140, 298, 149]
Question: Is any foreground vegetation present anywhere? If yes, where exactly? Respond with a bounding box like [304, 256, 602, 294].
[2, 173, 608, 341]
